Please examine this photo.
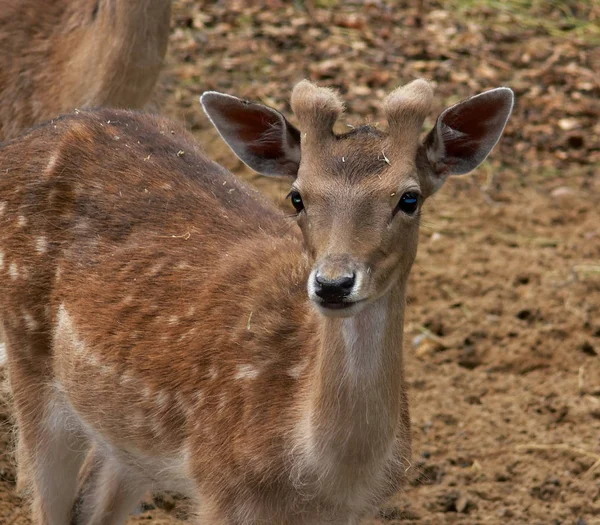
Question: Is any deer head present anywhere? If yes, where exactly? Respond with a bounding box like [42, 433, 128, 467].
[201, 80, 513, 318]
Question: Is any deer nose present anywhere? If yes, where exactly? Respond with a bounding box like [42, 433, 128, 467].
[314, 272, 356, 301]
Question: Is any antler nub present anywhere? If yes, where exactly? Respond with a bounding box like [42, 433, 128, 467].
[384, 79, 434, 138]
[291, 80, 344, 139]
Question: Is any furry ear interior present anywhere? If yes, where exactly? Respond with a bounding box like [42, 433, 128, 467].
[200, 92, 301, 178]
[290, 80, 344, 140]
[424, 87, 514, 181]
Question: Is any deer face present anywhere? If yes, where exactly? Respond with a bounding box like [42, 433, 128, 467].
[201, 79, 513, 318]
[289, 132, 423, 316]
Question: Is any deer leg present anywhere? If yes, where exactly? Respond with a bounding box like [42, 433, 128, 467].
[14, 432, 31, 494]
[6, 335, 88, 525]
[70, 443, 149, 525]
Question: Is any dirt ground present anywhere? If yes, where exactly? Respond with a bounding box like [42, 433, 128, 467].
[1, 1, 599, 523]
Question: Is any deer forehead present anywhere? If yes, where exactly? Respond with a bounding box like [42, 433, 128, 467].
[297, 135, 419, 195]
[298, 127, 423, 190]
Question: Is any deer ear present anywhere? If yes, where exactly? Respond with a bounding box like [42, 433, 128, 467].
[200, 92, 301, 178]
[423, 87, 514, 184]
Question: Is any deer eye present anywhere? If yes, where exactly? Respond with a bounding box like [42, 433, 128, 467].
[287, 190, 304, 213]
[394, 192, 420, 216]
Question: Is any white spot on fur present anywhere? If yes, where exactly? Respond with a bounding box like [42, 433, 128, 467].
[208, 366, 218, 380]
[9, 263, 19, 280]
[156, 391, 170, 410]
[142, 386, 152, 400]
[100, 365, 115, 380]
[122, 295, 134, 305]
[0, 251, 4, 270]
[0, 201, 6, 216]
[218, 393, 228, 412]
[234, 364, 260, 380]
[168, 315, 179, 325]
[149, 262, 164, 275]
[152, 420, 164, 437]
[19, 264, 29, 280]
[35, 236, 48, 254]
[56, 304, 86, 355]
[120, 372, 135, 387]
[23, 312, 38, 331]
[46, 153, 59, 174]
[0, 343, 5, 366]
[287, 359, 308, 379]
[134, 408, 146, 428]
[17, 215, 27, 228]
[175, 392, 193, 418]
[75, 218, 91, 233]
[181, 443, 194, 478]
[86, 351, 100, 365]
[193, 390, 205, 408]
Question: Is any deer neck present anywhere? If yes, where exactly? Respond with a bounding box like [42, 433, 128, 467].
[300, 279, 408, 473]
[70, 0, 171, 108]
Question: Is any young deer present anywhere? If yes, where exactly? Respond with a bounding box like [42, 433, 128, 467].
[0, 0, 171, 141]
[0, 79, 513, 524]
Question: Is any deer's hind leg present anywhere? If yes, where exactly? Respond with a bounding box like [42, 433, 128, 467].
[70, 443, 150, 525]
[5, 326, 89, 525]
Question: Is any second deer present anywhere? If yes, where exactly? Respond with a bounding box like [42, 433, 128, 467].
[0, 0, 172, 141]
[0, 79, 513, 524]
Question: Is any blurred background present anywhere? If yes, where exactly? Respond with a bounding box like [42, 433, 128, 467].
[1, 0, 599, 523]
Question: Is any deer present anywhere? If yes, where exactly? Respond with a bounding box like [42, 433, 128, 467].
[0, 0, 172, 142]
[0, 78, 513, 524]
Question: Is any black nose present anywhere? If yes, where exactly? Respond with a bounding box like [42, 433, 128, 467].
[314, 272, 356, 302]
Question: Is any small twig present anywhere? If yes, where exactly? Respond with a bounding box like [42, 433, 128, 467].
[572, 264, 600, 279]
[578, 365, 585, 395]
[440, 284, 472, 318]
[247, 311, 253, 331]
[587, 458, 600, 477]
[516, 443, 600, 477]
[416, 325, 446, 347]
[564, 298, 588, 321]
[170, 232, 191, 240]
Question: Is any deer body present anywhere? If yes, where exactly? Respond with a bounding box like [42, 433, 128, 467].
[0, 0, 171, 141]
[0, 81, 513, 524]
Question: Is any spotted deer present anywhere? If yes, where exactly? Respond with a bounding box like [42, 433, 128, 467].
[0, 79, 513, 524]
[0, 0, 172, 141]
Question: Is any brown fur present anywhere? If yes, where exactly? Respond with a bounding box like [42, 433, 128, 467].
[0, 79, 512, 524]
[291, 80, 345, 142]
[0, 0, 171, 141]
[0, 108, 415, 524]
[384, 79, 433, 157]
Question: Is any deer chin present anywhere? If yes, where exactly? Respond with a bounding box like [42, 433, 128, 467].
[311, 297, 368, 318]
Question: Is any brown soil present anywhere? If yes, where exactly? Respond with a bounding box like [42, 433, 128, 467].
[1, 1, 599, 523]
